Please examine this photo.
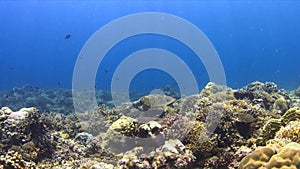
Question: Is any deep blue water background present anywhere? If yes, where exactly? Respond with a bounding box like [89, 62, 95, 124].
[1, 1, 300, 95]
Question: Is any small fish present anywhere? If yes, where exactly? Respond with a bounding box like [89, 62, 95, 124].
[65, 34, 71, 40]
[57, 82, 62, 85]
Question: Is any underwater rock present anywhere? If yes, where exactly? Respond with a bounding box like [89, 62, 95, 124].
[0, 106, 13, 121]
[7, 107, 34, 120]
[245, 81, 279, 93]
[107, 115, 137, 136]
[233, 89, 255, 100]
[204, 152, 235, 169]
[76, 104, 121, 136]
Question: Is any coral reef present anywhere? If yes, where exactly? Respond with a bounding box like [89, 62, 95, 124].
[0, 81, 299, 168]
[0, 86, 74, 114]
[0, 86, 123, 114]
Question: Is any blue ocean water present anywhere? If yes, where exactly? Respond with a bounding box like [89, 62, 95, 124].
[1, 1, 300, 96]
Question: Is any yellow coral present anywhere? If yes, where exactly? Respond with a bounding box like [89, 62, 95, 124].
[239, 142, 300, 169]
[275, 121, 300, 144]
[102, 115, 138, 153]
[282, 107, 300, 125]
[109, 115, 137, 135]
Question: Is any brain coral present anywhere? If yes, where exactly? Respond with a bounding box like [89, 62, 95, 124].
[239, 142, 300, 169]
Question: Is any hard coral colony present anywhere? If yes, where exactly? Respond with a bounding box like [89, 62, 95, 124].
[1, 81, 300, 168]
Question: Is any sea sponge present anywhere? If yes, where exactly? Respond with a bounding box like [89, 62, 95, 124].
[239, 142, 300, 169]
